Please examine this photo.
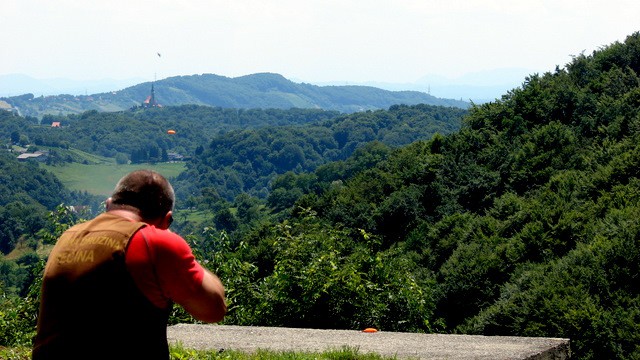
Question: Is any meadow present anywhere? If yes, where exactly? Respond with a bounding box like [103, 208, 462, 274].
[42, 162, 186, 196]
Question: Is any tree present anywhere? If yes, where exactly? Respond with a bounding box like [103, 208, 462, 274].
[115, 152, 129, 164]
[234, 193, 261, 224]
[10, 131, 19, 144]
[214, 208, 238, 232]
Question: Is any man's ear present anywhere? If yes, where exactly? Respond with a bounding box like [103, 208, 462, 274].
[161, 211, 173, 230]
[105, 198, 112, 211]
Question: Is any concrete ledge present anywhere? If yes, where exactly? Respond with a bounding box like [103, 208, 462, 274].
[168, 324, 570, 359]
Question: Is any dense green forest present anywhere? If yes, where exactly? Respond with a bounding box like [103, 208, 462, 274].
[1, 102, 465, 203]
[0, 151, 66, 255]
[174, 104, 465, 201]
[0, 151, 100, 255]
[2, 32, 640, 359]
[4, 106, 341, 158]
[0, 102, 464, 261]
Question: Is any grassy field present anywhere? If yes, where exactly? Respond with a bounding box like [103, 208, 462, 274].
[42, 162, 187, 196]
[1, 345, 403, 360]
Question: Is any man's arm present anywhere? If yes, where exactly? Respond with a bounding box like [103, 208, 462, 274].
[178, 268, 227, 323]
[127, 227, 228, 322]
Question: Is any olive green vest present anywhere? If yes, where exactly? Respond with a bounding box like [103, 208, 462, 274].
[33, 213, 172, 360]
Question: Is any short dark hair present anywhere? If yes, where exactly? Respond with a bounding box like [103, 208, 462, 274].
[110, 170, 175, 220]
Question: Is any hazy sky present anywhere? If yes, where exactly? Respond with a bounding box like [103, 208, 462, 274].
[2, 0, 639, 85]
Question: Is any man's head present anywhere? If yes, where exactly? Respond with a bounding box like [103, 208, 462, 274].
[108, 169, 175, 223]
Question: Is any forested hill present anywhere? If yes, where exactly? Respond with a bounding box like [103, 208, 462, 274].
[0, 151, 70, 253]
[173, 104, 466, 201]
[251, 32, 640, 358]
[0, 103, 465, 255]
[1, 72, 470, 119]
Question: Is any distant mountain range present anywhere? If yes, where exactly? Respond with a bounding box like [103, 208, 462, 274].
[0, 73, 146, 97]
[1, 73, 471, 118]
[336, 67, 536, 103]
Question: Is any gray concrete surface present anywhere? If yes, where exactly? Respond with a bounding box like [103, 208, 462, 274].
[167, 324, 570, 359]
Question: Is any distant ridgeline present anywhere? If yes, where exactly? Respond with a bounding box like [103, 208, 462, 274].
[0, 72, 470, 119]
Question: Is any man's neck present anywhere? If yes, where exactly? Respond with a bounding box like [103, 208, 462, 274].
[107, 209, 144, 223]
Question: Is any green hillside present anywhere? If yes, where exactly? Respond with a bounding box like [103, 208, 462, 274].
[174, 103, 466, 201]
[1, 103, 465, 203]
[2, 73, 469, 119]
[243, 32, 640, 359]
[167, 32, 640, 359]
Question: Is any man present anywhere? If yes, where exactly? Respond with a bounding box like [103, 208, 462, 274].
[33, 169, 227, 359]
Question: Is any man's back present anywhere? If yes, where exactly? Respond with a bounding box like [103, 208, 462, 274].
[32, 214, 171, 359]
[33, 169, 226, 360]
